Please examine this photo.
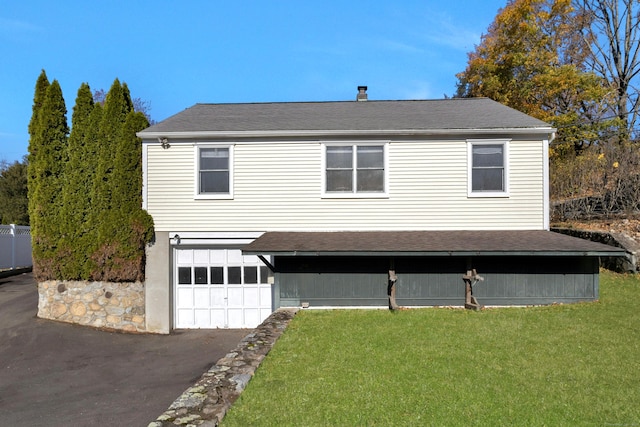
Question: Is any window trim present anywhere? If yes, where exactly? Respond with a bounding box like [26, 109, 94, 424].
[321, 141, 389, 198]
[194, 144, 234, 200]
[467, 139, 510, 198]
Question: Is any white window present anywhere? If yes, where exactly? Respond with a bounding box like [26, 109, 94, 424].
[196, 145, 233, 199]
[323, 143, 388, 197]
[468, 140, 509, 197]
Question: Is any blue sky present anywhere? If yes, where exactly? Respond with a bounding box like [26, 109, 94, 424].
[0, 1, 506, 163]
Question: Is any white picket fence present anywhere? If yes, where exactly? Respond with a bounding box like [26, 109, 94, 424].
[0, 224, 32, 270]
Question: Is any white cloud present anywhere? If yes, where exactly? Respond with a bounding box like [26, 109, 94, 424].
[0, 17, 42, 34]
[377, 39, 423, 54]
[421, 12, 482, 52]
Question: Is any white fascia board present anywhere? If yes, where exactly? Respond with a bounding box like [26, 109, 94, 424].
[137, 127, 557, 141]
[169, 231, 265, 240]
[168, 231, 265, 246]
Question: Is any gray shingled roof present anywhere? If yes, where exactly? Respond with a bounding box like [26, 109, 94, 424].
[243, 230, 625, 256]
[140, 98, 552, 135]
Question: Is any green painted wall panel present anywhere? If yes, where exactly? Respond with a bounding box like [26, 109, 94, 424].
[275, 256, 600, 308]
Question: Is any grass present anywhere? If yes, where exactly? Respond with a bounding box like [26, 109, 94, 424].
[222, 271, 640, 426]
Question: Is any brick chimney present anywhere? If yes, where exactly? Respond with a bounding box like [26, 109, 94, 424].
[356, 85, 368, 101]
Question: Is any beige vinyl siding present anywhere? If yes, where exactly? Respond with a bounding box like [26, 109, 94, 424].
[145, 138, 545, 232]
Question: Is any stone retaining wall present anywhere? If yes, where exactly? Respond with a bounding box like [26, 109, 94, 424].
[38, 280, 145, 332]
[552, 227, 638, 272]
[149, 308, 298, 427]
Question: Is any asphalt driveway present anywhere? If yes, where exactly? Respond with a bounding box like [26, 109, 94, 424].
[0, 272, 249, 427]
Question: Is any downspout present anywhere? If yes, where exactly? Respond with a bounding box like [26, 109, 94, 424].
[543, 131, 555, 230]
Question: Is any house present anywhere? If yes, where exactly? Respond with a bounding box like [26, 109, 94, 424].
[137, 87, 624, 333]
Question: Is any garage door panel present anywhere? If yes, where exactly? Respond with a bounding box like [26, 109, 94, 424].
[244, 309, 259, 328]
[176, 308, 193, 327]
[211, 309, 225, 326]
[194, 309, 210, 327]
[177, 249, 193, 264]
[193, 249, 209, 264]
[244, 287, 259, 306]
[210, 288, 225, 305]
[260, 287, 271, 305]
[227, 250, 242, 263]
[227, 309, 244, 328]
[260, 308, 272, 320]
[177, 288, 193, 306]
[209, 250, 225, 264]
[227, 287, 243, 306]
[194, 288, 209, 307]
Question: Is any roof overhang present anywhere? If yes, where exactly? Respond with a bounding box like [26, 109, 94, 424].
[242, 230, 625, 258]
[137, 127, 556, 142]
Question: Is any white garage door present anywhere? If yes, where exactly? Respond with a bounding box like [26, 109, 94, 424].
[174, 248, 272, 328]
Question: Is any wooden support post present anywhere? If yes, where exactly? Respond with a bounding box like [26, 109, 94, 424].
[388, 268, 399, 311]
[462, 268, 484, 310]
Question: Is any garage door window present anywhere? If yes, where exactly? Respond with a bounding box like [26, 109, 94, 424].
[194, 267, 208, 284]
[210, 267, 224, 284]
[245, 266, 258, 284]
[228, 266, 242, 284]
[178, 267, 191, 284]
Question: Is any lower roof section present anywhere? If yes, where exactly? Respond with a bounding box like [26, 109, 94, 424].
[242, 230, 626, 257]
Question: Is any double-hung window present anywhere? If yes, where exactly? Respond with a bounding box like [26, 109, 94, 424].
[196, 145, 233, 198]
[468, 140, 509, 197]
[324, 143, 387, 196]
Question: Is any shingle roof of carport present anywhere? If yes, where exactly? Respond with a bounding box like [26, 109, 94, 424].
[242, 230, 626, 257]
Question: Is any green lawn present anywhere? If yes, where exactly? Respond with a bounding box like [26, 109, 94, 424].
[222, 271, 640, 426]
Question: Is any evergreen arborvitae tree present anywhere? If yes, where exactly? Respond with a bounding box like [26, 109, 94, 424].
[121, 82, 134, 117]
[112, 111, 148, 212]
[27, 70, 50, 142]
[79, 103, 104, 279]
[27, 70, 49, 234]
[29, 80, 69, 280]
[90, 79, 141, 281]
[92, 79, 132, 215]
[98, 111, 154, 282]
[59, 83, 95, 279]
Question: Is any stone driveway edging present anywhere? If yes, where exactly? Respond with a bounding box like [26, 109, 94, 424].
[148, 308, 299, 427]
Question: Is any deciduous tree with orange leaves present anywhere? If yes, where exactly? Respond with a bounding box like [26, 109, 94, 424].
[456, 0, 614, 156]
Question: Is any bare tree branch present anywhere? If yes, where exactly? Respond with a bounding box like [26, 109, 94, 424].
[577, 0, 640, 136]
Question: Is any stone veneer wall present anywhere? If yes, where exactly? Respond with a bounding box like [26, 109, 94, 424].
[38, 281, 145, 332]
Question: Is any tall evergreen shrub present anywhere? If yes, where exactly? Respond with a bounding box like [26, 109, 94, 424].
[59, 83, 94, 279]
[92, 110, 153, 282]
[27, 70, 49, 234]
[27, 72, 153, 283]
[28, 80, 69, 280]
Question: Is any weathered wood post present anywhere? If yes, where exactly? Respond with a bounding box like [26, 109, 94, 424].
[388, 269, 399, 310]
[388, 259, 399, 310]
[462, 268, 484, 310]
